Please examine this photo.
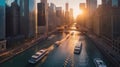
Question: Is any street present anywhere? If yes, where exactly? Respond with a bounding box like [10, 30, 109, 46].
[1, 27, 112, 67]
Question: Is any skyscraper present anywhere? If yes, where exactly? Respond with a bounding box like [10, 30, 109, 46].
[102, 0, 107, 5]
[119, 0, 120, 7]
[6, 0, 24, 40]
[11, 1, 20, 36]
[86, 0, 97, 31]
[0, 0, 5, 39]
[20, 0, 37, 38]
[0, 0, 6, 51]
[65, 3, 70, 24]
[102, 0, 120, 7]
[37, 0, 48, 35]
[15, 0, 20, 6]
[41, 0, 47, 4]
[112, 0, 120, 7]
[79, 3, 86, 10]
[37, 3, 46, 26]
[66, 3, 69, 11]
[69, 8, 73, 23]
[49, 3, 56, 13]
[70, 8, 73, 17]
[56, 7, 62, 17]
[48, 3, 57, 30]
[28, 0, 36, 37]
[107, 0, 112, 6]
[86, 0, 97, 14]
[95, 0, 120, 65]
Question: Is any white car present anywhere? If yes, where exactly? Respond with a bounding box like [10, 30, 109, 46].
[28, 49, 48, 64]
[94, 58, 107, 67]
[47, 35, 55, 40]
[54, 41, 61, 46]
[74, 42, 82, 54]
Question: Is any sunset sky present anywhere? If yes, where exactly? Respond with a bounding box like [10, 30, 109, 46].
[37, 0, 102, 18]
[6, 0, 102, 19]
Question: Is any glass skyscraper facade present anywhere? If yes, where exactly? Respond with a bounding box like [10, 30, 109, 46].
[102, 0, 120, 7]
[112, 0, 119, 7]
[5, 0, 21, 37]
[20, 0, 36, 38]
[28, 0, 36, 37]
[0, 0, 6, 51]
[15, 0, 20, 6]
[5, 0, 20, 6]
[5, 0, 36, 38]
[86, 0, 97, 14]
[0, 0, 5, 40]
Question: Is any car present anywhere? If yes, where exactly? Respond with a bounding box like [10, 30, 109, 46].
[47, 35, 55, 40]
[66, 35, 70, 39]
[54, 41, 61, 47]
[94, 58, 107, 67]
[74, 47, 81, 54]
[28, 49, 48, 64]
[74, 42, 82, 54]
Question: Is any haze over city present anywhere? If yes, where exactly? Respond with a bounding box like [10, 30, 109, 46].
[0, 0, 120, 67]
[36, 0, 102, 18]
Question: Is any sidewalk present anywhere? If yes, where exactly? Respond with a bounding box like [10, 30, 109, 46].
[86, 32, 120, 67]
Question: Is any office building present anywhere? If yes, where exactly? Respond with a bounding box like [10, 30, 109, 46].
[11, 1, 20, 36]
[6, 0, 25, 42]
[69, 8, 73, 18]
[93, 2, 120, 66]
[107, 0, 112, 6]
[102, 0, 120, 7]
[49, 3, 56, 13]
[65, 3, 70, 24]
[37, 0, 48, 35]
[79, 3, 86, 9]
[20, 0, 37, 38]
[69, 8, 73, 24]
[56, 7, 62, 17]
[37, 3, 46, 26]
[0, 0, 6, 51]
[112, 0, 120, 7]
[41, 0, 47, 4]
[66, 3, 69, 11]
[86, 0, 97, 31]
[86, 0, 97, 14]
[48, 3, 56, 31]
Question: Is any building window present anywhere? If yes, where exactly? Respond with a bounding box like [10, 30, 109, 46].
[119, 44, 120, 49]
[112, 0, 118, 7]
[112, 46, 114, 49]
[1, 44, 4, 49]
[115, 49, 117, 52]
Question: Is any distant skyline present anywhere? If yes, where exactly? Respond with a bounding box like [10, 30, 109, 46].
[37, 0, 102, 18]
[6, 0, 102, 18]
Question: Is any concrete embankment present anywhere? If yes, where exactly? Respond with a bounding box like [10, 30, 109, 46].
[86, 33, 119, 67]
[0, 29, 58, 64]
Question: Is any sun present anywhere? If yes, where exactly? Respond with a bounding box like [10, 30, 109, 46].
[79, 9, 83, 15]
[73, 8, 83, 19]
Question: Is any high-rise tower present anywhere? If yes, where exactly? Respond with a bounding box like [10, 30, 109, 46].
[37, 0, 48, 35]
[86, 0, 97, 14]
[41, 0, 47, 4]
[66, 3, 69, 11]
[0, 0, 6, 51]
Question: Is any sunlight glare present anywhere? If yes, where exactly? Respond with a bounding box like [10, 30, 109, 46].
[73, 8, 83, 19]
[79, 9, 83, 15]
